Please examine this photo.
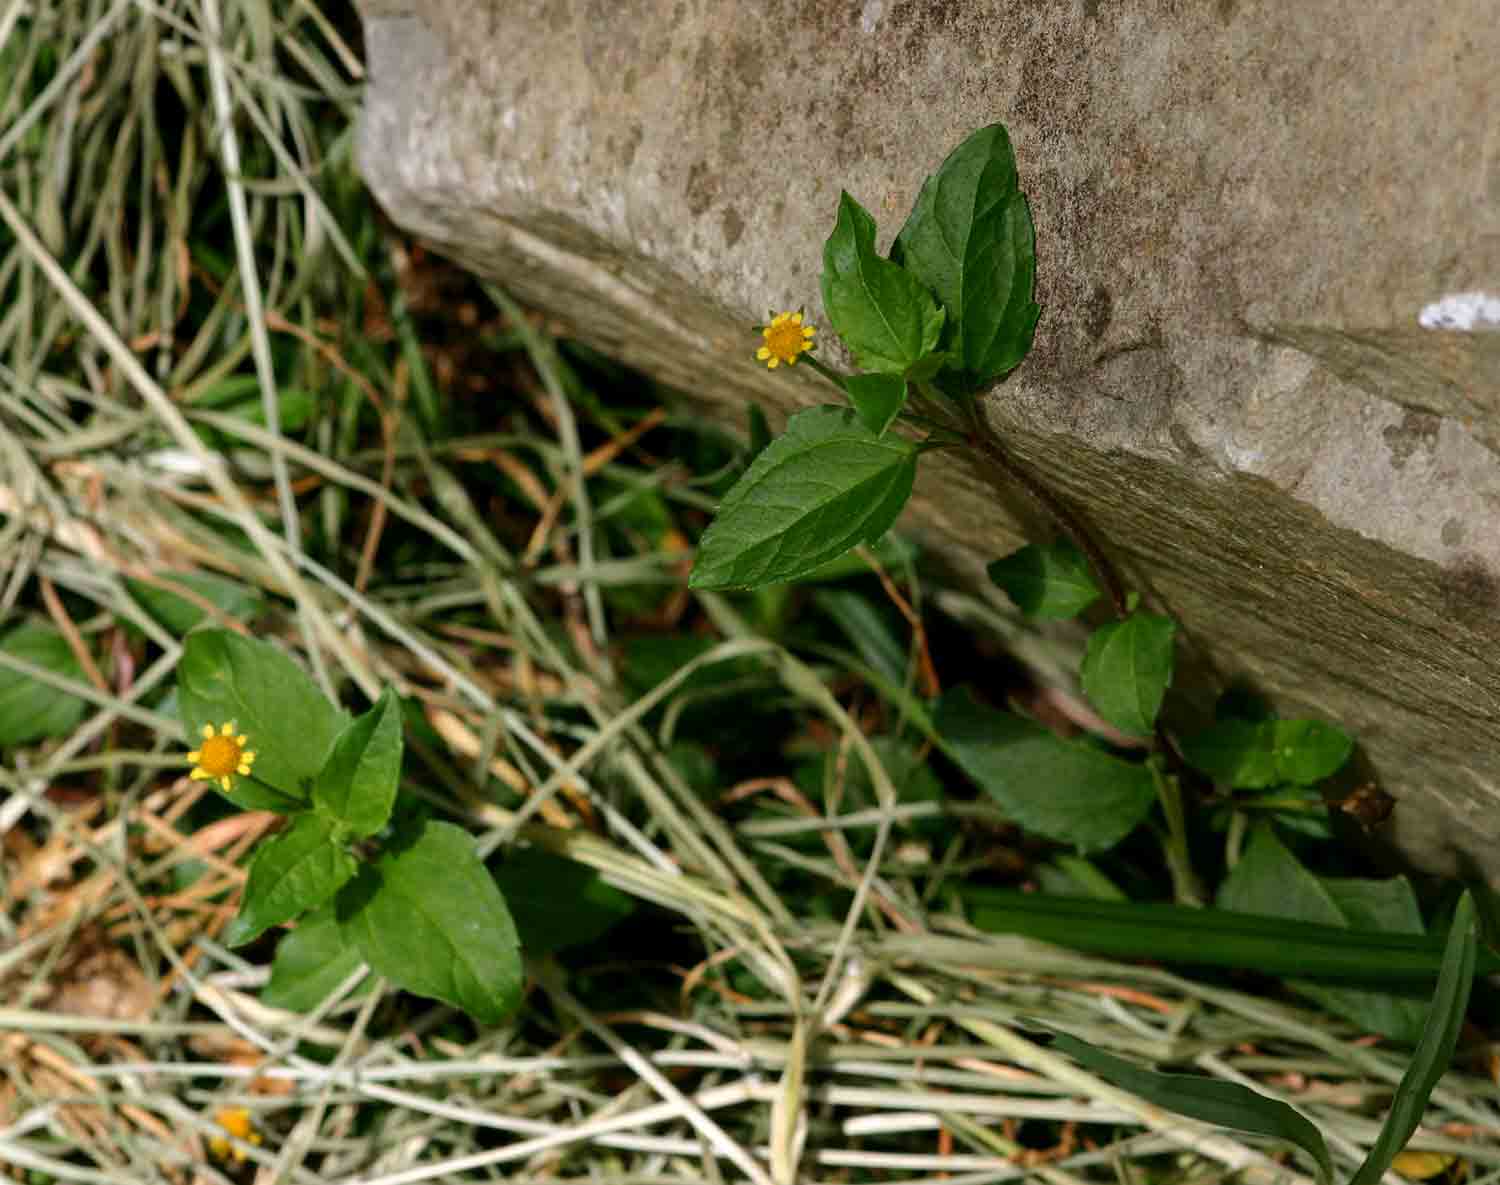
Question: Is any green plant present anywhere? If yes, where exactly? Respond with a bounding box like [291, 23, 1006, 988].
[691, 123, 1040, 594]
[680, 127, 1491, 1148]
[176, 628, 524, 1022]
[689, 124, 1361, 900]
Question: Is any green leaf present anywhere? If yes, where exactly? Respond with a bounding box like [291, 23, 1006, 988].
[338, 818, 523, 1023]
[1220, 825, 1428, 1042]
[935, 687, 1157, 851]
[1079, 613, 1176, 738]
[126, 571, 263, 635]
[1272, 719, 1354, 785]
[489, 848, 635, 957]
[843, 373, 908, 436]
[892, 123, 1040, 387]
[193, 379, 317, 442]
[177, 629, 348, 810]
[0, 624, 88, 746]
[225, 813, 356, 947]
[1324, 877, 1424, 936]
[262, 904, 368, 1012]
[314, 688, 403, 837]
[1049, 1032, 1333, 1185]
[986, 540, 1101, 619]
[1186, 708, 1353, 790]
[821, 191, 945, 376]
[1181, 718, 1279, 789]
[964, 888, 1500, 983]
[689, 405, 919, 589]
[1219, 823, 1346, 924]
[1349, 893, 1477, 1185]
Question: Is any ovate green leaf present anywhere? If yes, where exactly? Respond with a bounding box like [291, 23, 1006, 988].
[843, 373, 908, 436]
[177, 629, 348, 810]
[339, 819, 522, 1023]
[893, 123, 1040, 387]
[1324, 876, 1424, 936]
[936, 687, 1156, 851]
[314, 687, 403, 837]
[225, 812, 356, 947]
[1080, 613, 1176, 738]
[1220, 825, 1428, 1042]
[1350, 893, 1477, 1185]
[0, 624, 88, 746]
[262, 904, 368, 1012]
[1272, 719, 1354, 785]
[1185, 709, 1352, 790]
[689, 406, 919, 589]
[1050, 1032, 1333, 1185]
[821, 191, 944, 376]
[1219, 823, 1346, 924]
[985, 540, 1101, 619]
[1181, 718, 1279, 789]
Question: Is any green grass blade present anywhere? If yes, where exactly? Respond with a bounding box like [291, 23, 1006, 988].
[1050, 1031, 1333, 1185]
[965, 889, 1500, 984]
[1348, 892, 1478, 1185]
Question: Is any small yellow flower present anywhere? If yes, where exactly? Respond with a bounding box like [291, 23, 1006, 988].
[756, 310, 816, 369]
[208, 1106, 262, 1163]
[187, 721, 257, 792]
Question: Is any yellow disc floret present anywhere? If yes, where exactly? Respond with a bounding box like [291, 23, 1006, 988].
[756, 311, 816, 369]
[208, 1106, 262, 1163]
[187, 722, 257, 792]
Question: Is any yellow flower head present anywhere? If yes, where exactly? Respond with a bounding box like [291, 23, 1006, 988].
[187, 722, 257, 792]
[208, 1106, 262, 1163]
[756, 311, 815, 369]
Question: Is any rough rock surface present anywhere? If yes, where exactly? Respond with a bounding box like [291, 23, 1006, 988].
[357, 1, 1500, 879]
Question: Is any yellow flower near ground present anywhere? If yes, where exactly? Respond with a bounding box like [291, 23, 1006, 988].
[208, 1106, 262, 1163]
[756, 310, 815, 369]
[1391, 1151, 1458, 1181]
[187, 722, 257, 792]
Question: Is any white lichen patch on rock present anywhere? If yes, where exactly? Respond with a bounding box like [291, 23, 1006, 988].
[1419, 292, 1500, 331]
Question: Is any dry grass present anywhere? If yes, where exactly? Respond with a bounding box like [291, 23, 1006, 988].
[1, 4, 1499, 1184]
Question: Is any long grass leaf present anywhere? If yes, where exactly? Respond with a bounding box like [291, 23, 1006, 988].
[1050, 1031, 1333, 1185]
[965, 889, 1500, 983]
[1349, 892, 1478, 1185]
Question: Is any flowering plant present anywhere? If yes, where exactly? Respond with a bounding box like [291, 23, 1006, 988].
[691, 123, 1039, 591]
[690, 123, 1360, 915]
[177, 629, 522, 1022]
[679, 124, 1477, 1185]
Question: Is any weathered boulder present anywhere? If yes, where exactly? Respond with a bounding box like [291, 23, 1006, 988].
[357, 1, 1500, 878]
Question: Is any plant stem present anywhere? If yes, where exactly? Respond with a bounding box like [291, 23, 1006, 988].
[1225, 808, 1248, 869]
[802, 354, 849, 392]
[939, 386, 1129, 617]
[1150, 755, 1205, 907]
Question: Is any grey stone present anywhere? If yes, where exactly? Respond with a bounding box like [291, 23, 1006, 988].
[357, 1, 1500, 879]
